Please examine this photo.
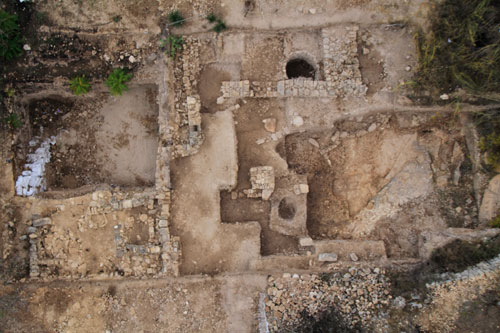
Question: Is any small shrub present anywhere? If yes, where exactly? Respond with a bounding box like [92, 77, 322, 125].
[206, 13, 217, 23]
[0, 10, 23, 61]
[490, 213, 500, 228]
[69, 75, 91, 95]
[4, 114, 22, 129]
[476, 110, 500, 170]
[112, 15, 121, 23]
[4, 87, 15, 97]
[168, 10, 184, 27]
[105, 68, 132, 96]
[480, 132, 500, 169]
[165, 35, 184, 58]
[213, 19, 226, 33]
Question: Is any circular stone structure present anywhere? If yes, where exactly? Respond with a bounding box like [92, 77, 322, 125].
[286, 58, 316, 79]
[278, 197, 297, 220]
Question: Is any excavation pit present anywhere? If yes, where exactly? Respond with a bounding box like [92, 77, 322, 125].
[286, 58, 316, 79]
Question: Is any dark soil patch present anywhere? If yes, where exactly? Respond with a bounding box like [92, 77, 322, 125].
[430, 237, 500, 273]
[284, 131, 348, 239]
[198, 65, 231, 113]
[11, 32, 110, 83]
[220, 191, 300, 256]
[124, 208, 150, 246]
[293, 308, 362, 333]
[389, 236, 500, 299]
[45, 143, 102, 190]
[28, 97, 74, 136]
[357, 41, 385, 95]
[454, 286, 500, 332]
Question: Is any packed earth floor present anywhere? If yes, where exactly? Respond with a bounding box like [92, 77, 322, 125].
[1, 0, 500, 332]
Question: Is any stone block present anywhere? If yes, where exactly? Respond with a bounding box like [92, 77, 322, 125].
[299, 237, 314, 247]
[32, 217, 51, 227]
[318, 253, 338, 262]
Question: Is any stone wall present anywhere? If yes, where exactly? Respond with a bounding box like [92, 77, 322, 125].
[220, 25, 367, 100]
[169, 37, 204, 158]
[27, 189, 180, 280]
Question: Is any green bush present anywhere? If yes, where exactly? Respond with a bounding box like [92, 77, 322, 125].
[0, 10, 23, 61]
[206, 13, 217, 23]
[213, 19, 226, 33]
[168, 10, 184, 27]
[105, 68, 132, 96]
[165, 35, 183, 58]
[415, 0, 500, 93]
[4, 114, 22, 129]
[69, 75, 91, 95]
[490, 213, 500, 228]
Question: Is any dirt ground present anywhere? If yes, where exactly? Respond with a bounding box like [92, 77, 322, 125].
[1, 0, 500, 331]
[0, 274, 267, 332]
[15, 85, 159, 191]
[170, 110, 261, 275]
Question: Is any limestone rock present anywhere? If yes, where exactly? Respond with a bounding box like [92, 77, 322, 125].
[299, 237, 314, 247]
[263, 118, 277, 133]
[32, 218, 51, 227]
[393, 296, 406, 309]
[308, 138, 320, 148]
[292, 116, 304, 127]
[479, 174, 500, 224]
[318, 253, 338, 262]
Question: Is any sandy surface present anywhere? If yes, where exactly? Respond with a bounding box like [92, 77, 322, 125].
[170, 110, 261, 275]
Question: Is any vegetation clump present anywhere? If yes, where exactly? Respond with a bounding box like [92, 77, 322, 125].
[206, 13, 217, 23]
[105, 68, 132, 96]
[205, 13, 226, 33]
[168, 10, 185, 27]
[69, 75, 91, 95]
[213, 19, 226, 33]
[415, 0, 500, 93]
[3, 113, 22, 129]
[490, 213, 500, 228]
[0, 9, 23, 61]
[161, 35, 184, 58]
[475, 110, 500, 170]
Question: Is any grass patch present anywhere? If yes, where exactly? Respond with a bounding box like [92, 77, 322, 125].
[415, 0, 500, 93]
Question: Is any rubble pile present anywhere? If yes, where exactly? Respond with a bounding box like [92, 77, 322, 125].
[322, 25, 367, 97]
[265, 268, 391, 331]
